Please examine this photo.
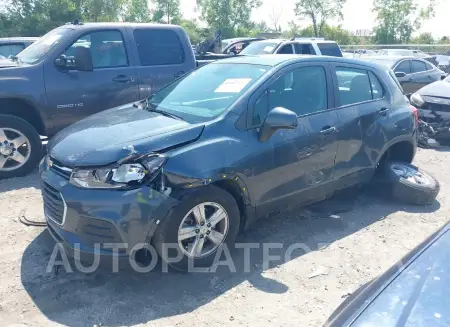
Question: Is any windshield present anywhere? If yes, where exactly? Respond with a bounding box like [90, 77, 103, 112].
[17, 27, 72, 64]
[240, 41, 279, 55]
[387, 50, 413, 56]
[148, 63, 270, 123]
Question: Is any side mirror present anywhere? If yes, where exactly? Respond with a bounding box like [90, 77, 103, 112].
[395, 71, 407, 78]
[258, 107, 298, 142]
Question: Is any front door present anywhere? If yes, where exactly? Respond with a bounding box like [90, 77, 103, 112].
[43, 28, 139, 135]
[244, 63, 339, 214]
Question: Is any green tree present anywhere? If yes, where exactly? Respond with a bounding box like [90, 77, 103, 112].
[439, 36, 450, 44]
[373, 0, 435, 44]
[411, 32, 435, 44]
[196, 0, 262, 38]
[124, 0, 150, 22]
[294, 0, 346, 37]
[81, 0, 127, 22]
[151, 0, 181, 24]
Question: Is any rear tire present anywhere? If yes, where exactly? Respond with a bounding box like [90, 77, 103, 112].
[381, 161, 440, 205]
[0, 115, 43, 179]
[153, 186, 240, 271]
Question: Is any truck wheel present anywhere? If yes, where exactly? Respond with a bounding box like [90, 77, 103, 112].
[0, 115, 43, 179]
[383, 161, 440, 205]
[153, 186, 240, 271]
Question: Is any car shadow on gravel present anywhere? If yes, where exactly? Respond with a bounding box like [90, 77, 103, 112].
[0, 169, 41, 193]
[20, 186, 440, 327]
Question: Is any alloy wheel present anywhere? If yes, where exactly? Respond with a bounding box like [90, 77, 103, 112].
[177, 202, 229, 258]
[0, 128, 31, 172]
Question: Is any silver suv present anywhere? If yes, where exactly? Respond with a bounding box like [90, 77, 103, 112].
[239, 37, 343, 57]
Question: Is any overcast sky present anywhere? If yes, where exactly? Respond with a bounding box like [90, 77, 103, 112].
[180, 0, 450, 38]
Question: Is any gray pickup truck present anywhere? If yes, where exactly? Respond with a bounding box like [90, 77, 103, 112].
[0, 22, 199, 178]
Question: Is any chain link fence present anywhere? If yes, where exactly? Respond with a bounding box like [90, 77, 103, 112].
[341, 44, 450, 75]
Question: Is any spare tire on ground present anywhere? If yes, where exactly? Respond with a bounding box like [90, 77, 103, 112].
[379, 161, 440, 205]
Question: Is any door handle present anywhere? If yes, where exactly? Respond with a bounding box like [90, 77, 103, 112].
[320, 126, 336, 135]
[174, 71, 185, 78]
[379, 107, 390, 116]
[112, 75, 134, 83]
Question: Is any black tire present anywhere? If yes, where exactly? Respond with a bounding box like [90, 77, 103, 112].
[381, 161, 440, 205]
[153, 186, 240, 271]
[0, 114, 43, 179]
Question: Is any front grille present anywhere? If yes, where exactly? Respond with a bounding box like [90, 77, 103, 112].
[42, 183, 66, 225]
[428, 103, 450, 112]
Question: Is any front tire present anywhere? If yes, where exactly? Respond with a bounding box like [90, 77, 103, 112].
[153, 186, 240, 271]
[0, 115, 43, 179]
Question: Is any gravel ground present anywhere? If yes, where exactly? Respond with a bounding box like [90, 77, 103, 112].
[0, 147, 449, 327]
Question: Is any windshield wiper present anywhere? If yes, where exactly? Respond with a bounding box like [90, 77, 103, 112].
[145, 102, 185, 121]
[9, 56, 19, 63]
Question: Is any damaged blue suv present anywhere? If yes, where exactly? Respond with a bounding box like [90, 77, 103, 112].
[40, 55, 419, 270]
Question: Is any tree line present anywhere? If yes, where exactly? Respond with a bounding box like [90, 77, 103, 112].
[0, 0, 447, 45]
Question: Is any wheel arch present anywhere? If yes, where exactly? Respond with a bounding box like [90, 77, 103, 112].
[0, 97, 47, 136]
[376, 138, 416, 168]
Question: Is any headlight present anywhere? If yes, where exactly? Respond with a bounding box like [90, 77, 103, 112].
[70, 153, 167, 189]
[410, 92, 425, 107]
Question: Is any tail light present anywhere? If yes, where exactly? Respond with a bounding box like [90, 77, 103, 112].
[409, 104, 419, 124]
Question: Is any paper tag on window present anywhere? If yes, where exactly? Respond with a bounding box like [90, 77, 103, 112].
[263, 46, 275, 52]
[214, 78, 252, 93]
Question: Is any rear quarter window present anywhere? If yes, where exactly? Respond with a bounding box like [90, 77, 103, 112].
[317, 43, 342, 57]
[134, 29, 185, 66]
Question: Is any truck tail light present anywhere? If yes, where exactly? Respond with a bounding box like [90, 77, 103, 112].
[409, 104, 419, 124]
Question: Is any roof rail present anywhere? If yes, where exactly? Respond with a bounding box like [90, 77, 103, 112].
[290, 37, 326, 41]
[66, 19, 83, 25]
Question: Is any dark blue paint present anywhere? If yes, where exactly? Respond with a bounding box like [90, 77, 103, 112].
[325, 222, 450, 327]
[41, 55, 418, 260]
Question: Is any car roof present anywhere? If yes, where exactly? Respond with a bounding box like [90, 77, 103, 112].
[62, 22, 185, 31]
[212, 54, 385, 68]
[222, 37, 262, 42]
[0, 37, 38, 42]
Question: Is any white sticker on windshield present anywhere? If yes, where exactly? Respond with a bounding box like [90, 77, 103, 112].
[214, 78, 252, 93]
[263, 46, 275, 52]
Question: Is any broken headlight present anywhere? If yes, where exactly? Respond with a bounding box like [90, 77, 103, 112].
[70, 154, 167, 189]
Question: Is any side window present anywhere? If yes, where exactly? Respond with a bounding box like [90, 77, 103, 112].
[294, 43, 315, 55]
[317, 43, 342, 57]
[368, 71, 384, 100]
[268, 66, 327, 116]
[394, 60, 411, 74]
[0, 44, 25, 57]
[64, 30, 128, 69]
[425, 61, 434, 70]
[278, 44, 294, 54]
[134, 29, 185, 66]
[336, 67, 372, 106]
[411, 60, 427, 73]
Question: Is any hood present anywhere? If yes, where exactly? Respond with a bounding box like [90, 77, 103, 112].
[417, 80, 450, 98]
[350, 224, 450, 327]
[0, 58, 18, 68]
[48, 104, 204, 167]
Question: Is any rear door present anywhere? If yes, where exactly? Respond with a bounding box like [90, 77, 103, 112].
[44, 28, 139, 133]
[294, 43, 316, 55]
[409, 60, 437, 92]
[245, 62, 339, 213]
[393, 59, 415, 94]
[128, 27, 195, 98]
[331, 64, 390, 188]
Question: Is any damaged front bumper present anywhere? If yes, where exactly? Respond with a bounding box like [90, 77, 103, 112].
[39, 158, 180, 266]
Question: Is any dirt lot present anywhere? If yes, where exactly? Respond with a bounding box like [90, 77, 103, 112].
[0, 147, 449, 327]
